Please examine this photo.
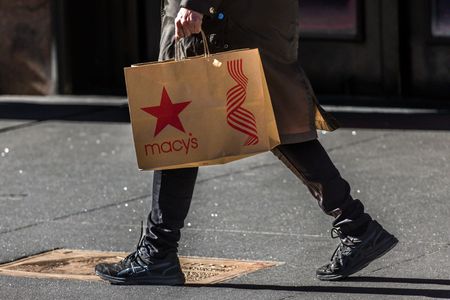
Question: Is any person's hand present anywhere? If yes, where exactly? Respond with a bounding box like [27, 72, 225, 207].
[175, 8, 203, 40]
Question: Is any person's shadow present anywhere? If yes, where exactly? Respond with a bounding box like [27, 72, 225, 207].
[186, 276, 450, 298]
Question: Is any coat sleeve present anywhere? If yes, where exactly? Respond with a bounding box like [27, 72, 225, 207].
[180, 0, 223, 16]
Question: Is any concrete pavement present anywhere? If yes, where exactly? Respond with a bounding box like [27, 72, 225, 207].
[0, 96, 449, 299]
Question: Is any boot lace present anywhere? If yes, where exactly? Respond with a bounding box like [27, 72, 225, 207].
[329, 228, 358, 268]
[122, 221, 152, 268]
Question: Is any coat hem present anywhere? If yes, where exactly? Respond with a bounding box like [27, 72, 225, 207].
[279, 130, 318, 145]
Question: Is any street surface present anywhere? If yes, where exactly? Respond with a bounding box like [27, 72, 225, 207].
[0, 96, 449, 299]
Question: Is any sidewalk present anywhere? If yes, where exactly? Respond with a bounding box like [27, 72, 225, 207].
[0, 96, 449, 299]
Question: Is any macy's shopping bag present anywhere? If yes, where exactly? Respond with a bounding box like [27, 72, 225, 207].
[124, 48, 280, 170]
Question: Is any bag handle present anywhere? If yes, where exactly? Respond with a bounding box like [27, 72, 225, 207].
[175, 30, 210, 61]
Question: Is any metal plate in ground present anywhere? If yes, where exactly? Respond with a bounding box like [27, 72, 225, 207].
[0, 249, 281, 284]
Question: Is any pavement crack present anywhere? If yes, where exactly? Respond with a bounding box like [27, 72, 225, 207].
[0, 194, 151, 235]
[0, 221, 46, 235]
[0, 193, 28, 201]
[52, 193, 151, 222]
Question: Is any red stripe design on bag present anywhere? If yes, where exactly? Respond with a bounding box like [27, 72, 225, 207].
[226, 59, 259, 146]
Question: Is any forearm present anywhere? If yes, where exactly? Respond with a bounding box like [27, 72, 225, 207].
[180, 0, 222, 16]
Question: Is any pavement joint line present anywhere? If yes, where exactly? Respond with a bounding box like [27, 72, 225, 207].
[0, 194, 151, 236]
[51, 220, 329, 239]
[51, 194, 150, 222]
[184, 227, 326, 239]
[2, 217, 328, 240]
[0, 221, 47, 236]
[324, 132, 395, 154]
[8, 217, 450, 247]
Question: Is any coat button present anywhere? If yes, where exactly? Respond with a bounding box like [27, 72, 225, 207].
[209, 7, 216, 14]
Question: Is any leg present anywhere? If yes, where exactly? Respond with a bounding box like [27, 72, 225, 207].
[273, 139, 371, 235]
[95, 2, 199, 284]
[95, 167, 198, 285]
[273, 139, 398, 280]
[145, 167, 199, 257]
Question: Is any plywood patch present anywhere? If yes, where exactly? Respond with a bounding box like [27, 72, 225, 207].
[0, 249, 281, 284]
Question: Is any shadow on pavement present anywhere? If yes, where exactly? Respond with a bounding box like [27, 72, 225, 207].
[0, 102, 130, 126]
[1, 102, 450, 131]
[187, 280, 450, 298]
[344, 276, 450, 286]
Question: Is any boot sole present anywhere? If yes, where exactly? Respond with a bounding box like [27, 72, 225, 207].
[95, 271, 186, 286]
[317, 234, 398, 281]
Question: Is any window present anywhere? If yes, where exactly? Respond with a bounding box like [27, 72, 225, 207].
[299, 0, 361, 40]
[431, 0, 450, 37]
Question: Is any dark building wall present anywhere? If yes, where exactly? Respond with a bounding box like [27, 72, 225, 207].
[0, 0, 53, 95]
[56, 0, 142, 95]
[54, 0, 161, 95]
[299, 0, 386, 96]
[298, 0, 450, 102]
[407, 0, 450, 99]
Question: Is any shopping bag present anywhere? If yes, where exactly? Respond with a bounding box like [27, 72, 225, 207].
[124, 47, 280, 170]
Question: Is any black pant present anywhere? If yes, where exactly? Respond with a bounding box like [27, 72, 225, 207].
[144, 139, 371, 257]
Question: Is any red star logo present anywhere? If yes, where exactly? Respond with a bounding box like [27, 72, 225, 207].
[141, 87, 191, 137]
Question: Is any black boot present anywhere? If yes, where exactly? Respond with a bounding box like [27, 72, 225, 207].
[95, 227, 185, 285]
[316, 220, 398, 281]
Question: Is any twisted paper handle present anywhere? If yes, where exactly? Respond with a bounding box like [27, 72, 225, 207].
[226, 59, 259, 146]
[175, 30, 210, 61]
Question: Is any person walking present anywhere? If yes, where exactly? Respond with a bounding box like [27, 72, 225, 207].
[95, 0, 398, 285]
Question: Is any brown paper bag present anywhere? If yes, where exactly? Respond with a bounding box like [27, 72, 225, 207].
[124, 48, 280, 170]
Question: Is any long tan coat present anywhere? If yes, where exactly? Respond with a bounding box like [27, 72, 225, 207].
[161, 0, 338, 144]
